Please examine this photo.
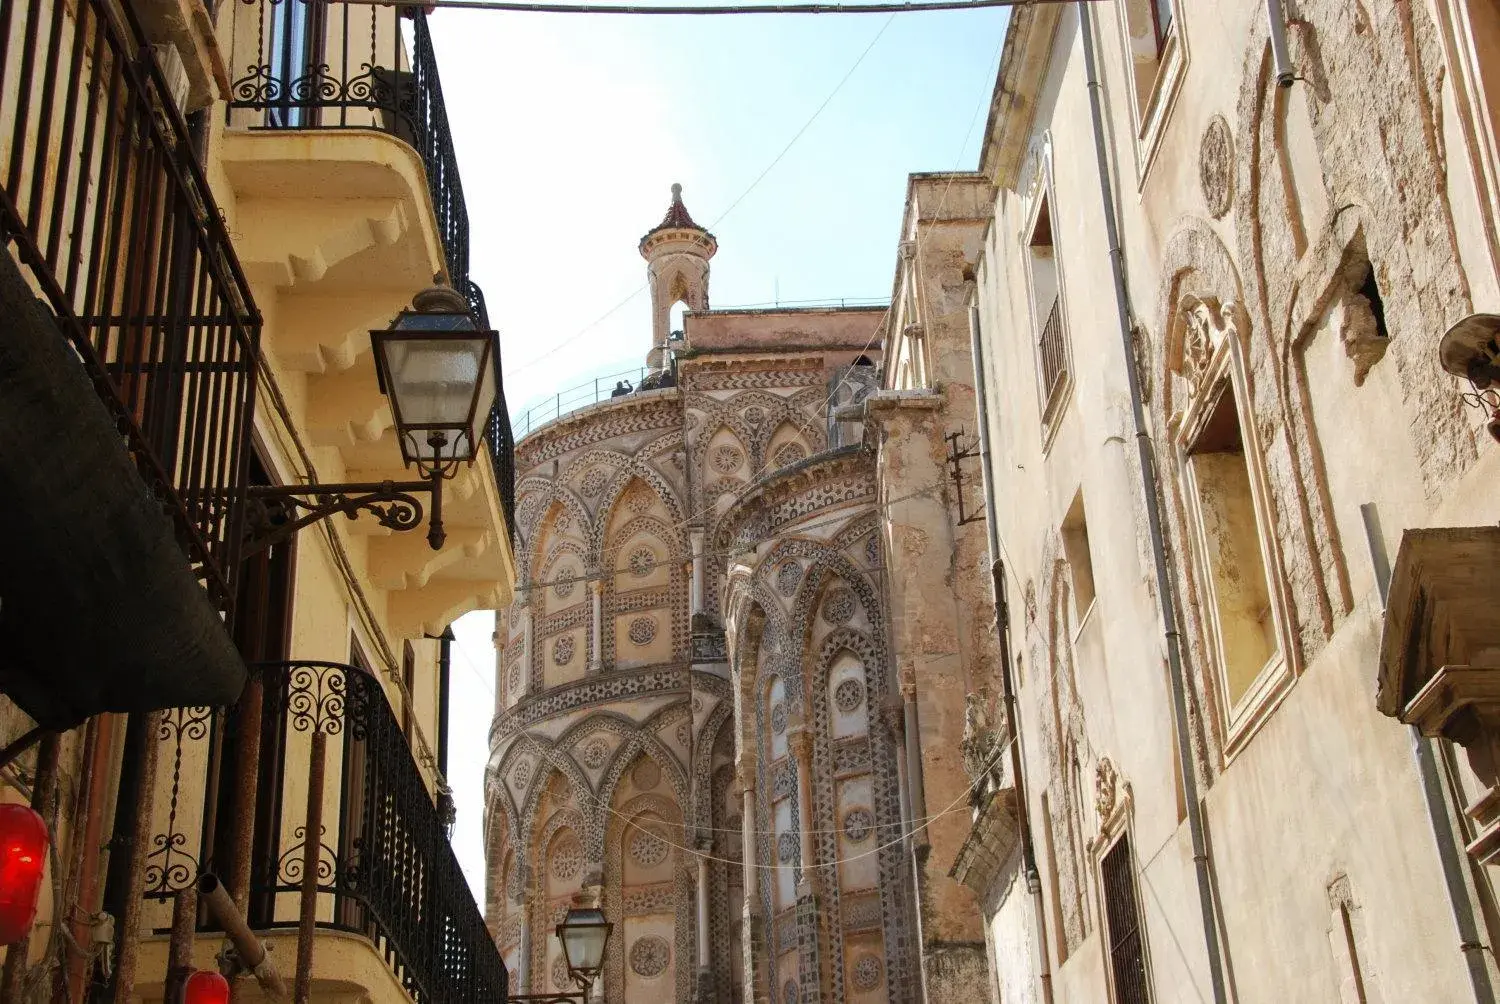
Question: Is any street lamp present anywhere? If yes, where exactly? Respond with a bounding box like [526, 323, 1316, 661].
[557, 907, 612, 995]
[372, 285, 500, 549]
[1438, 313, 1500, 443]
[242, 285, 500, 554]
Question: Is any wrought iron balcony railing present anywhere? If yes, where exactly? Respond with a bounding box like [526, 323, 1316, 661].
[1037, 296, 1068, 419]
[144, 662, 507, 1002]
[1, 0, 262, 614]
[226, 0, 515, 537]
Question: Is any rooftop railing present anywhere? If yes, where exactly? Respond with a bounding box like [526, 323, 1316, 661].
[513, 364, 675, 440]
[0, 0, 262, 614]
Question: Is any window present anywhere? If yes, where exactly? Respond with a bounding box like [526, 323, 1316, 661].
[1171, 297, 1293, 749]
[1118, 0, 1186, 174]
[1185, 383, 1277, 707]
[1125, 0, 1178, 116]
[1149, 0, 1174, 54]
[1061, 491, 1096, 618]
[1100, 835, 1151, 1004]
[1028, 194, 1070, 424]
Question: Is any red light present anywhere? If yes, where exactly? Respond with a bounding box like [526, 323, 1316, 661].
[181, 970, 231, 1004]
[0, 804, 47, 945]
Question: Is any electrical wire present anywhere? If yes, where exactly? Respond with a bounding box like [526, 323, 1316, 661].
[523, 730, 1016, 871]
[355, 0, 1061, 13]
[501, 7, 899, 378]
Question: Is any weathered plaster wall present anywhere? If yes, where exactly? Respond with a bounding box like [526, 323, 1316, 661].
[965, 0, 1500, 1000]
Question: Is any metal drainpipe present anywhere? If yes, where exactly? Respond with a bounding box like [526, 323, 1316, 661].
[968, 302, 1053, 1004]
[1075, 3, 1231, 1002]
[1266, 0, 1297, 89]
[438, 626, 454, 777]
[1361, 503, 1496, 1004]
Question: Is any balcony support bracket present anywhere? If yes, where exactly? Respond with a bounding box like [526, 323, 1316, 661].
[243, 475, 444, 557]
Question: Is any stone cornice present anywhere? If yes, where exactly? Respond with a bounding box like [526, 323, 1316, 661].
[978, 2, 1063, 189]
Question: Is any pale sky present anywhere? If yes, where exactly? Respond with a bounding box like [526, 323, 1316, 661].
[430, 3, 1011, 908]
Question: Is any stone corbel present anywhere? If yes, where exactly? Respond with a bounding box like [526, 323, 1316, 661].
[1403, 665, 1500, 863]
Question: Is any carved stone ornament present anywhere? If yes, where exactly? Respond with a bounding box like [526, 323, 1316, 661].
[834, 678, 865, 714]
[551, 955, 570, 990]
[851, 954, 884, 992]
[960, 692, 1004, 789]
[842, 807, 874, 843]
[770, 702, 788, 735]
[776, 561, 803, 597]
[629, 935, 671, 978]
[581, 738, 610, 769]
[553, 568, 577, 600]
[550, 833, 582, 881]
[552, 635, 575, 666]
[1174, 296, 1246, 398]
[711, 444, 744, 474]
[625, 487, 653, 514]
[1095, 756, 1119, 821]
[1199, 114, 1234, 219]
[632, 758, 662, 791]
[578, 467, 608, 498]
[628, 616, 658, 646]
[777, 832, 798, 863]
[783, 979, 799, 1004]
[628, 545, 655, 578]
[773, 442, 807, 468]
[823, 588, 857, 625]
[629, 828, 668, 868]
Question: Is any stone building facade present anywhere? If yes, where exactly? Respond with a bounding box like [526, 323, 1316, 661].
[488, 188, 956, 1003]
[954, 1, 1500, 1002]
[490, 4, 1500, 1001]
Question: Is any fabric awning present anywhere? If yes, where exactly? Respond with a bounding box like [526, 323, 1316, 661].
[0, 251, 247, 730]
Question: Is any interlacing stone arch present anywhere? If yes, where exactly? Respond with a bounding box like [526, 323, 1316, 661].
[519, 489, 595, 585]
[591, 461, 687, 553]
[592, 719, 691, 848]
[502, 736, 596, 871]
[603, 790, 694, 1004]
[691, 700, 734, 837]
[560, 448, 632, 506]
[536, 804, 588, 887]
[607, 514, 681, 575]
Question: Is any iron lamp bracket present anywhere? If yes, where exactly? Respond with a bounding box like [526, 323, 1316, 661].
[243, 476, 445, 557]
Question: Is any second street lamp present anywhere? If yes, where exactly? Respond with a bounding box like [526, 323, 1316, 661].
[242, 284, 501, 554]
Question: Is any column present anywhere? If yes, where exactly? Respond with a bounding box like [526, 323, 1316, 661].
[516, 908, 531, 992]
[690, 528, 706, 615]
[788, 728, 815, 891]
[739, 771, 758, 904]
[589, 580, 604, 673]
[695, 844, 713, 1003]
[493, 630, 506, 713]
[520, 606, 534, 698]
[697, 849, 711, 966]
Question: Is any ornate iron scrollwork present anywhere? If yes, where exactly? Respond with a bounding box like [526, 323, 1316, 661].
[143, 706, 216, 900]
[242, 480, 430, 556]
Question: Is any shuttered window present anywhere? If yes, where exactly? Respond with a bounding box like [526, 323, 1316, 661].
[1101, 835, 1151, 1004]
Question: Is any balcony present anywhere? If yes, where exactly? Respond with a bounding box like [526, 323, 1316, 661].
[0, 0, 260, 724]
[215, 0, 516, 628]
[134, 662, 507, 1001]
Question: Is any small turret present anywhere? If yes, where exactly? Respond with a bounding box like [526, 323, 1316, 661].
[639, 183, 717, 371]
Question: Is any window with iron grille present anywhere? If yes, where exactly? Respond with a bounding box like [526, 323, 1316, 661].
[1101, 835, 1151, 1004]
[1028, 194, 1070, 425]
